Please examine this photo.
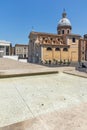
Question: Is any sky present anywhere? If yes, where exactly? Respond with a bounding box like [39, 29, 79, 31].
[0, 0, 87, 46]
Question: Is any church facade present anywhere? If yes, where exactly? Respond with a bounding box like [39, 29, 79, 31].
[28, 11, 87, 63]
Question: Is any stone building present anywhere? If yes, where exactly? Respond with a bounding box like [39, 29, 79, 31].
[12, 47, 15, 55]
[28, 10, 86, 63]
[0, 40, 12, 57]
[15, 44, 28, 59]
[79, 35, 87, 62]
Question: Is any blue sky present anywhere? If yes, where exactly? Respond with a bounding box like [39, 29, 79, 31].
[0, 0, 87, 45]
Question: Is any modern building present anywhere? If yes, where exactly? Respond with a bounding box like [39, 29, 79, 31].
[0, 40, 12, 57]
[28, 10, 82, 63]
[15, 44, 28, 59]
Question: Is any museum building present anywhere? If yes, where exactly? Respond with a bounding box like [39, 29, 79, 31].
[0, 40, 12, 57]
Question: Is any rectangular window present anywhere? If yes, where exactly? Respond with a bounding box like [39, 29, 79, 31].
[72, 38, 76, 43]
[82, 52, 84, 54]
[6, 46, 9, 55]
[0, 46, 4, 49]
[62, 30, 64, 34]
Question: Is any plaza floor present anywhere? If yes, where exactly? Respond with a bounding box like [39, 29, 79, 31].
[0, 58, 74, 77]
[0, 73, 87, 130]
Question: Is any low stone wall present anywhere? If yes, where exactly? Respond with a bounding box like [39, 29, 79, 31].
[3, 55, 18, 60]
[19, 59, 28, 63]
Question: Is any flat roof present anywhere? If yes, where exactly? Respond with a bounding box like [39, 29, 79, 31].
[15, 44, 28, 47]
[0, 40, 11, 44]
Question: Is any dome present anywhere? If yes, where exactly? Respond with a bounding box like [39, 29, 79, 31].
[57, 10, 72, 29]
[58, 18, 71, 27]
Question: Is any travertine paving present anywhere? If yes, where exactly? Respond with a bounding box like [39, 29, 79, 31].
[0, 73, 87, 130]
[0, 58, 75, 75]
[0, 58, 87, 129]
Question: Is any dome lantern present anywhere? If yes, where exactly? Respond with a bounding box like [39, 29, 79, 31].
[62, 9, 67, 18]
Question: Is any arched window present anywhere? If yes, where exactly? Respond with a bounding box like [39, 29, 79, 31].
[63, 48, 68, 51]
[58, 31, 60, 34]
[62, 30, 64, 34]
[55, 47, 60, 51]
[47, 47, 52, 51]
[67, 30, 69, 34]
